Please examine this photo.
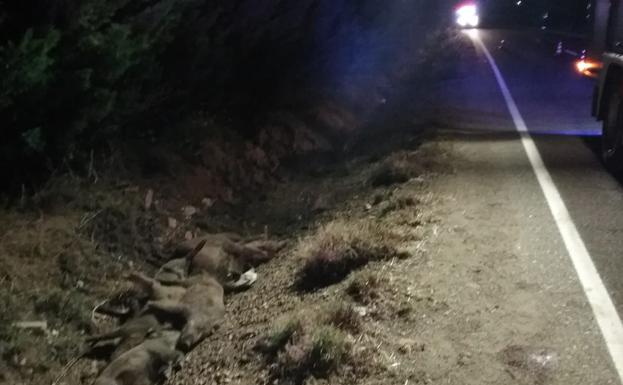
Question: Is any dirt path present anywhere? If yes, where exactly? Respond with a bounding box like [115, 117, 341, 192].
[413, 134, 619, 385]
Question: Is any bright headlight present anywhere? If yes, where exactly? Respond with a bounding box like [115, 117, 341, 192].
[457, 4, 477, 17]
[456, 4, 480, 27]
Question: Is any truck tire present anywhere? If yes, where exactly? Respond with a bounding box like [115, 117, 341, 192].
[602, 85, 623, 172]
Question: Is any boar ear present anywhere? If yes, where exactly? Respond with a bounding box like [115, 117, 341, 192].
[185, 239, 208, 262]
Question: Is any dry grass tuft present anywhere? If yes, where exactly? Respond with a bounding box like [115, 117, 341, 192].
[368, 151, 424, 187]
[295, 220, 398, 291]
[346, 272, 383, 305]
[322, 302, 362, 334]
[275, 325, 350, 384]
[306, 326, 351, 374]
[260, 318, 305, 356]
[260, 309, 354, 385]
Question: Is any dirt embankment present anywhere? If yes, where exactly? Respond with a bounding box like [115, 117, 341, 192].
[0, 106, 446, 385]
[0, 27, 467, 385]
[164, 130, 446, 385]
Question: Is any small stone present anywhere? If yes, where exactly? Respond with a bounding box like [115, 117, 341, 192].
[201, 198, 214, 208]
[354, 306, 368, 317]
[145, 189, 154, 210]
[312, 195, 330, 212]
[182, 206, 198, 218]
[168, 217, 178, 228]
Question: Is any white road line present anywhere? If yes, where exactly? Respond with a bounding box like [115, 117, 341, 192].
[469, 31, 623, 382]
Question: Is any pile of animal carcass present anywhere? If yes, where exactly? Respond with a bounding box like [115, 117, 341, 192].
[82, 233, 285, 385]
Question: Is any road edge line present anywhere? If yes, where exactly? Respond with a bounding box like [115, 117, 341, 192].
[470, 30, 623, 382]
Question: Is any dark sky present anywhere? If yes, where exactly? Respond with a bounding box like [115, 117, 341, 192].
[478, 0, 592, 31]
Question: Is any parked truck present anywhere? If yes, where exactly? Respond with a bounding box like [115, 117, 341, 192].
[590, 0, 623, 169]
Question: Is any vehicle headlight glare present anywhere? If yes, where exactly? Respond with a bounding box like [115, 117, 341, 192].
[456, 4, 479, 28]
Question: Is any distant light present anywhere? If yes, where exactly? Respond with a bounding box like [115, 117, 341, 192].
[456, 4, 480, 28]
[576, 60, 590, 72]
[456, 4, 477, 16]
[516, 1, 522, 5]
[575, 59, 602, 78]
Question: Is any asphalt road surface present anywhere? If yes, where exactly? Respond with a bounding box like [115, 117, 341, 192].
[431, 28, 623, 383]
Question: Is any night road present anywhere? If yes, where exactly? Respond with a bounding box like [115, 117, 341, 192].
[8, 3, 623, 384]
[427, 28, 623, 384]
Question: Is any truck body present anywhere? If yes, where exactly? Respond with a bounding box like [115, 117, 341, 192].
[590, 0, 623, 169]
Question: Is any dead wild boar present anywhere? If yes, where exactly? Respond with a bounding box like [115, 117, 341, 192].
[154, 257, 189, 283]
[93, 329, 182, 385]
[130, 272, 187, 303]
[154, 238, 210, 284]
[87, 313, 164, 361]
[174, 233, 285, 284]
[146, 273, 225, 352]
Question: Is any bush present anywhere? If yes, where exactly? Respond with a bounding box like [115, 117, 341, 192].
[295, 220, 397, 291]
[0, 1, 449, 195]
[322, 302, 362, 334]
[0, 0, 189, 193]
[345, 272, 383, 305]
[307, 326, 351, 376]
[368, 151, 424, 187]
[262, 319, 304, 356]
[260, 312, 353, 384]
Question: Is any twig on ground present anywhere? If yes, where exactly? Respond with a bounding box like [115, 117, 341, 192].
[62, 159, 78, 181]
[91, 299, 109, 325]
[19, 184, 26, 208]
[78, 209, 104, 230]
[51, 355, 83, 385]
[88, 149, 99, 184]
